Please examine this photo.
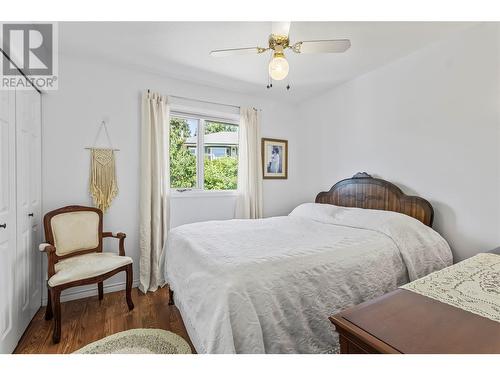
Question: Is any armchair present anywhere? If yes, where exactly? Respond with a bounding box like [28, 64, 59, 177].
[40, 205, 134, 343]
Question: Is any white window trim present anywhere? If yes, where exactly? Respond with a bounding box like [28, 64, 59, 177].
[170, 106, 239, 195]
[170, 189, 238, 198]
[196, 118, 205, 190]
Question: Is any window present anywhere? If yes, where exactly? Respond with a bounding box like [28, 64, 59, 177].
[169, 113, 239, 191]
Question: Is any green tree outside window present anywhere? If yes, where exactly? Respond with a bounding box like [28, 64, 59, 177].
[170, 117, 238, 190]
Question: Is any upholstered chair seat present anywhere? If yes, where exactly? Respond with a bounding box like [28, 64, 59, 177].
[48, 253, 133, 287]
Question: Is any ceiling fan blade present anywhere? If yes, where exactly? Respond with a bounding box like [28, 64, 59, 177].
[271, 21, 291, 37]
[210, 47, 267, 57]
[292, 39, 351, 54]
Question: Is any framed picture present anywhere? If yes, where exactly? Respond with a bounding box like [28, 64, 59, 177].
[262, 138, 288, 179]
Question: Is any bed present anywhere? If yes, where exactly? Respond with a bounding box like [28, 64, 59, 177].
[165, 173, 452, 353]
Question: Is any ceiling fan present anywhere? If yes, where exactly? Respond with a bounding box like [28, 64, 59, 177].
[209, 22, 351, 89]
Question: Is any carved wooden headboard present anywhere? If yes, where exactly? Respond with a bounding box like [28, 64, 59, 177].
[315, 172, 434, 226]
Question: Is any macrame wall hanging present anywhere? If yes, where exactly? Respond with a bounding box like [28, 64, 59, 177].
[85, 121, 119, 212]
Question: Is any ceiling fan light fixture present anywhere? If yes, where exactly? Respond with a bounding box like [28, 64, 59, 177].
[268, 52, 289, 81]
[209, 22, 351, 88]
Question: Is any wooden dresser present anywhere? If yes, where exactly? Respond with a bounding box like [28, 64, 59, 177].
[330, 289, 500, 354]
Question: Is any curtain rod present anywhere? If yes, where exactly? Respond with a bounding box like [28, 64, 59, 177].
[147, 90, 261, 112]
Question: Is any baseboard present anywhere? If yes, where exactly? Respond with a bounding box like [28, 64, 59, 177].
[41, 279, 140, 305]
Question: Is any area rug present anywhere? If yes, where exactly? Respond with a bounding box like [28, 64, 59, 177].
[74, 328, 192, 354]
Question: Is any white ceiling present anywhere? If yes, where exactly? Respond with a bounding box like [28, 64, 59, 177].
[60, 22, 475, 102]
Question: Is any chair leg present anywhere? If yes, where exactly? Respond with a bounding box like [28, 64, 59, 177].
[125, 264, 134, 311]
[168, 287, 175, 306]
[52, 288, 61, 344]
[98, 282, 104, 300]
[45, 288, 53, 320]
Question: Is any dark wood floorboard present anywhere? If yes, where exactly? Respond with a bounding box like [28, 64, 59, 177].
[14, 287, 195, 354]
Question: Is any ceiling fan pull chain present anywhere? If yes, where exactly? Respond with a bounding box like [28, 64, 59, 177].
[266, 75, 272, 89]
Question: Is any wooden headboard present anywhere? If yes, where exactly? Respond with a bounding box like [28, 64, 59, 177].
[315, 172, 434, 226]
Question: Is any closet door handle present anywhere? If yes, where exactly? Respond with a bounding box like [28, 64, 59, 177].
[28, 213, 34, 217]
[0, 223, 6, 229]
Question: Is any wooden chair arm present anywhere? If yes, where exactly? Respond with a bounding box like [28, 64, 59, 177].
[39, 243, 55, 253]
[39, 243, 57, 278]
[102, 232, 126, 256]
[103, 232, 126, 239]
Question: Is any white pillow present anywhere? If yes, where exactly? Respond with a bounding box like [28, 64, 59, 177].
[290, 202, 424, 228]
[289, 203, 346, 223]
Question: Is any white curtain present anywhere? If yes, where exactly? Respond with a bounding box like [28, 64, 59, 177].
[235, 108, 263, 219]
[139, 91, 170, 293]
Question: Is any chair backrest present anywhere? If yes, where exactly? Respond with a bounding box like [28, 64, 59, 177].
[43, 205, 103, 259]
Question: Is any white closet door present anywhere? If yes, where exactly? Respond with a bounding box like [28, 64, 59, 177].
[15, 89, 42, 335]
[0, 91, 18, 353]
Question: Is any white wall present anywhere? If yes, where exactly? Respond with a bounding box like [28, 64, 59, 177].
[42, 55, 310, 301]
[299, 23, 500, 261]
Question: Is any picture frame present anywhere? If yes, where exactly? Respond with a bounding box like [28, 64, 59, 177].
[261, 138, 288, 179]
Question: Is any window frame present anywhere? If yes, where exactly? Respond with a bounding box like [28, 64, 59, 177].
[169, 106, 239, 196]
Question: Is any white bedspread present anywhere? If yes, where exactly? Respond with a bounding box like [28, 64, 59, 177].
[165, 203, 452, 353]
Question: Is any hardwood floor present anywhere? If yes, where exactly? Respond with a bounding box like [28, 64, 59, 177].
[14, 287, 195, 354]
